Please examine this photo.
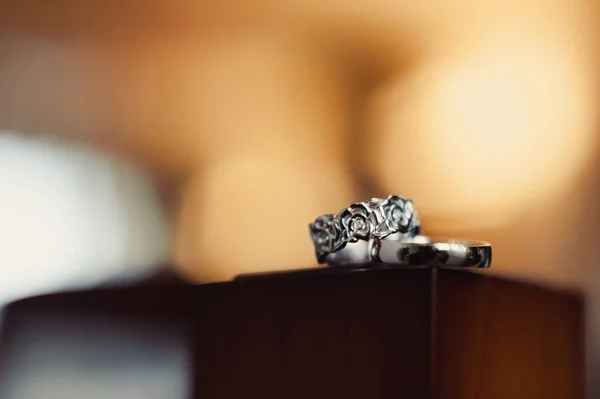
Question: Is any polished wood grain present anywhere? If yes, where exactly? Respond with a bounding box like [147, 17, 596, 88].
[0, 268, 584, 398]
[436, 269, 584, 399]
[196, 268, 431, 398]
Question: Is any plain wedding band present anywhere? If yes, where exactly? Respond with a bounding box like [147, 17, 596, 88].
[326, 238, 491, 268]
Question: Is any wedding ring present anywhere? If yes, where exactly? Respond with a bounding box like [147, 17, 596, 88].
[324, 238, 491, 268]
[309, 195, 420, 264]
[374, 238, 492, 268]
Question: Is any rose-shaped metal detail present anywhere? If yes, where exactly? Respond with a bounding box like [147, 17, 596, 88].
[338, 202, 374, 242]
[309, 214, 345, 263]
[372, 195, 420, 239]
[309, 195, 421, 264]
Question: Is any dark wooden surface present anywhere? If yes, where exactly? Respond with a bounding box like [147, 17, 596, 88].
[0, 267, 584, 399]
[196, 268, 432, 398]
[436, 269, 584, 399]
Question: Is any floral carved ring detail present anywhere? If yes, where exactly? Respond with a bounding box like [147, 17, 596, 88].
[309, 195, 420, 263]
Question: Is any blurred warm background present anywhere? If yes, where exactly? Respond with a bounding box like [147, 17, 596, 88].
[0, 0, 599, 395]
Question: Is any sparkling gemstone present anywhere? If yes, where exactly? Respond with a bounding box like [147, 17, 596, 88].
[350, 217, 366, 232]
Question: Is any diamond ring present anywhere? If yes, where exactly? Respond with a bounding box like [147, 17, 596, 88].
[309, 195, 420, 264]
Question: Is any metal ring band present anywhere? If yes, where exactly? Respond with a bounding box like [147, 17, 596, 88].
[374, 239, 492, 268]
[309, 195, 420, 264]
[324, 238, 491, 268]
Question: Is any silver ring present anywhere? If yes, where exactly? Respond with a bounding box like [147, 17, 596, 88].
[334, 238, 490, 268]
[309, 195, 420, 264]
[374, 238, 492, 268]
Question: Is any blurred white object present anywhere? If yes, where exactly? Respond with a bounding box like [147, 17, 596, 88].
[0, 132, 168, 306]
